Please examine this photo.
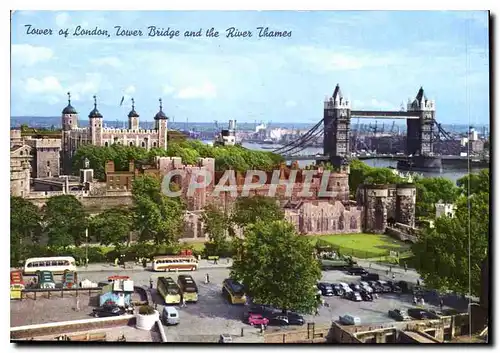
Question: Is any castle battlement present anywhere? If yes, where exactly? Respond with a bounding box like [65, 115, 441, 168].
[102, 128, 158, 134]
[28, 138, 62, 149]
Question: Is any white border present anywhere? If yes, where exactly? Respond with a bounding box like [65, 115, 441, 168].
[3, 1, 497, 352]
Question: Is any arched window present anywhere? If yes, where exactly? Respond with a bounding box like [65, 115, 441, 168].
[20, 151, 23, 156]
[105, 142, 109, 147]
[141, 142, 145, 147]
[153, 142, 157, 147]
[129, 142, 133, 146]
[47, 161, 50, 167]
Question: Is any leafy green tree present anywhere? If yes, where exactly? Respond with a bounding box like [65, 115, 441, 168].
[412, 191, 489, 296]
[43, 195, 88, 248]
[457, 169, 489, 196]
[201, 204, 234, 255]
[413, 176, 460, 218]
[132, 175, 185, 245]
[348, 159, 374, 196]
[232, 195, 284, 228]
[231, 220, 321, 313]
[11, 197, 42, 265]
[90, 208, 133, 248]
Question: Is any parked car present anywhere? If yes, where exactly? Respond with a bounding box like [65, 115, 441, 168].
[397, 280, 412, 293]
[368, 281, 383, 293]
[388, 309, 411, 321]
[407, 308, 439, 320]
[62, 270, 78, 289]
[247, 313, 270, 326]
[339, 282, 353, 294]
[283, 312, 305, 325]
[339, 314, 361, 325]
[361, 273, 380, 281]
[162, 306, 180, 325]
[377, 280, 393, 293]
[92, 304, 126, 318]
[345, 291, 363, 302]
[359, 290, 374, 301]
[386, 281, 403, 293]
[349, 283, 362, 292]
[359, 281, 374, 293]
[268, 315, 289, 326]
[345, 267, 368, 276]
[219, 334, 232, 343]
[317, 282, 334, 296]
[331, 283, 345, 296]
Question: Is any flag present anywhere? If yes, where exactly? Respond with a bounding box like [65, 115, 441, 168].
[120, 96, 125, 106]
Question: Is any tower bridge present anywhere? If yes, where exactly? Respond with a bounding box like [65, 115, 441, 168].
[274, 84, 452, 172]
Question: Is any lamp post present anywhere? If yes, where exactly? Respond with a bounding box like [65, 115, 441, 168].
[85, 228, 89, 268]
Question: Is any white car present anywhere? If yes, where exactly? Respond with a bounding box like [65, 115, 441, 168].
[360, 281, 373, 293]
[339, 282, 353, 293]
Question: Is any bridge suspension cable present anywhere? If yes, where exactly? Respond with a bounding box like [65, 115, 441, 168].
[272, 118, 324, 153]
[278, 117, 337, 156]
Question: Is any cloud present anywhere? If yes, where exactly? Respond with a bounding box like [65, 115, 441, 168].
[163, 85, 175, 95]
[25, 76, 63, 94]
[291, 46, 395, 71]
[176, 82, 217, 100]
[11, 44, 54, 67]
[285, 100, 297, 108]
[91, 57, 122, 68]
[353, 99, 400, 111]
[55, 12, 70, 27]
[124, 85, 136, 95]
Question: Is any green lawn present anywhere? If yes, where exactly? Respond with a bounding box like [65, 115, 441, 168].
[310, 233, 411, 258]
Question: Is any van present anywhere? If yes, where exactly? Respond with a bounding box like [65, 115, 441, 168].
[338, 314, 361, 325]
[361, 273, 379, 281]
[162, 306, 179, 325]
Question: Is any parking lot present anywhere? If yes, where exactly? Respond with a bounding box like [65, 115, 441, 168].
[11, 267, 449, 342]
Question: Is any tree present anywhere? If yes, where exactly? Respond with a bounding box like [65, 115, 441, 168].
[131, 175, 185, 245]
[232, 195, 284, 228]
[11, 197, 42, 264]
[412, 191, 489, 296]
[414, 176, 460, 218]
[201, 204, 234, 255]
[43, 195, 88, 248]
[90, 208, 133, 248]
[231, 220, 322, 313]
[457, 169, 489, 196]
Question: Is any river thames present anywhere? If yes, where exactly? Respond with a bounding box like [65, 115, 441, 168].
[225, 142, 483, 183]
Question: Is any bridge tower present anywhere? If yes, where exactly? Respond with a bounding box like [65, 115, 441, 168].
[323, 84, 351, 171]
[406, 87, 437, 157]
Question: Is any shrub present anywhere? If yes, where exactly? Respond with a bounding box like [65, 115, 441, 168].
[138, 305, 156, 315]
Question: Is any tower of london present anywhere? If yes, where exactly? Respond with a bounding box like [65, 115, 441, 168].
[61, 93, 169, 174]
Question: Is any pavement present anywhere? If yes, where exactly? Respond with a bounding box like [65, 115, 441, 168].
[76, 258, 233, 273]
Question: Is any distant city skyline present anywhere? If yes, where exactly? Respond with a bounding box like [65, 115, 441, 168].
[11, 11, 490, 124]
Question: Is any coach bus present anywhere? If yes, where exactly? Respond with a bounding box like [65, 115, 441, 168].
[152, 255, 199, 272]
[157, 277, 182, 305]
[24, 256, 76, 275]
[222, 278, 247, 305]
[177, 275, 199, 303]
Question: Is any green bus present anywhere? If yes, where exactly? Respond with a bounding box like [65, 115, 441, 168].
[222, 278, 246, 305]
[157, 277, 181, 305]
[177, 275, 198, 303]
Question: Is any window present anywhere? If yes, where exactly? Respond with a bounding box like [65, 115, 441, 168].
[51, 261, 58, 266]
[57, 261, 64, 266]
[47, 161, 50, 167]
[20, 151, 23, 156]
[153, 142, 157, 147]
[27, 262, 33, 268]
[129, 142, 133, 146]
[142, 142, 145, 147]
[64, 260, 70, 266]
[105, 142, 109, 147]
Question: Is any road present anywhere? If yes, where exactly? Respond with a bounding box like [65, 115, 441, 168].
[13, 267, 448, 343]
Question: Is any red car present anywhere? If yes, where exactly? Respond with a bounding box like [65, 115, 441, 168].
[247, 313, 269, 326]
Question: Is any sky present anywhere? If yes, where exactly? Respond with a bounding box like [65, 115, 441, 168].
[10, 10, 490, 125]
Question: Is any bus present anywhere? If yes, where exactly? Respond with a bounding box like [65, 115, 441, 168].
[177, 275, 198, 303]
[157, 277, 181, 305]
[152, 255, 198, 272]
[24, 256, 76, 275]
[222, 278, 247, 305]
[10, 270, 25, 300]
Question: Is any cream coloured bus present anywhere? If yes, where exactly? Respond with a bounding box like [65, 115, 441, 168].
[152, 255, 198, 272]
[24, 256, 76, 275]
